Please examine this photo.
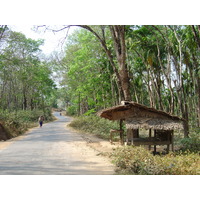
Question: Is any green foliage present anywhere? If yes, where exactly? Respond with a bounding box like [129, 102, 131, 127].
[111, 146, 200, 175]
[66, 105, 77, 116]
[84, 109, 96, 116]
[69, 114, 119, 140]
[178, 129, 200, 153]
[57, 28, 114, 115]
[0, 109, 53, 138]
[0, 30, 56, 111]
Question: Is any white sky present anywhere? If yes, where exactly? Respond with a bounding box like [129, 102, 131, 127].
[9, 25, 77, 56]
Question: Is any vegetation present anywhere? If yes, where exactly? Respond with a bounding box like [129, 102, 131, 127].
[111, 146, 200, 175]
[53, 25, 200, 139]
[69, 114, 199, 175]
[178, 129, 200, 153]
[0, 28, 56, 111]
[1, 25, 199, 174]
[0, 108, 54, 139]
[0, 26, 57, 139]
[69, 115, 120, 140]
[50, 25, 199, 174]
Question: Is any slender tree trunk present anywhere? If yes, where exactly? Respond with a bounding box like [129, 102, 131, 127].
[79, 25, 132, 102]
[197, 76, 200, 127]
[109, 25, 132, 101]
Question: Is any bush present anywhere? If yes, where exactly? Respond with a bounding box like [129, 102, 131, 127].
[178, 130, 200, 153]
[66, 106, 77, 116]
[111, 146, 200, 175]
[69, 114, 120, 140]
[0, 108, 53, 139]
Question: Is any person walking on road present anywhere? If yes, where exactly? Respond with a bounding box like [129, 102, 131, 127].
[38, 115, 44, 127]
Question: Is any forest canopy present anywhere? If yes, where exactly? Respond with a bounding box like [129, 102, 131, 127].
[0, 25, 57, 112]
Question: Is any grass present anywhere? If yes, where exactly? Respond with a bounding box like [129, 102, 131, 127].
[69, 115, 120, 140]
[111, 146, 200, 175]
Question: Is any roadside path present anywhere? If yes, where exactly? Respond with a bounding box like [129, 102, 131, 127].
[0, 112, 114, 175]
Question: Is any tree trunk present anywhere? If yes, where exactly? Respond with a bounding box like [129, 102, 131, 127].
[79, 25, 132, 102]
[109, 26, 132, 101]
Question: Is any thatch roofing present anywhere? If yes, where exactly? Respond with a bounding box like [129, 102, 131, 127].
[97, 101, 184, 130]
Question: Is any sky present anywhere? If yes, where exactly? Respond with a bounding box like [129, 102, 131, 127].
[9, 25, 77, 56]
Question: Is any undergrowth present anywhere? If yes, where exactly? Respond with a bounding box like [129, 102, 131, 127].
[0, 109, 54, 139]
[69, 114, 200, 175]
[69, 115, 120, 140]
[178, 128, 200, 153]
[111, 146, 200, 175]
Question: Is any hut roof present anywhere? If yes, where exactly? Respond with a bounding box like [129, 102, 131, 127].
[97, 101, 184, 130]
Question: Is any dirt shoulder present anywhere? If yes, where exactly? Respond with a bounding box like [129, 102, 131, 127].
[67, 123, 121, 156]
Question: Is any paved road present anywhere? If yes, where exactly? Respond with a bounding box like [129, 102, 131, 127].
[0, 112, 114, 175]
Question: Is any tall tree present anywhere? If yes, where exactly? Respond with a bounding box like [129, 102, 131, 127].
[0, 30, 56, 111]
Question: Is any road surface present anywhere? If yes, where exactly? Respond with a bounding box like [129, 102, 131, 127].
[0, 112, 114, 175]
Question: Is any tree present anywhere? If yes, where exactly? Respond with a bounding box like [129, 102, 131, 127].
[45, 25, 200, 137]
[79, 25, 131, 101]
[54, 29, 115, 115]
[0, 30, 56, 111]
[39, 25, 132, 102]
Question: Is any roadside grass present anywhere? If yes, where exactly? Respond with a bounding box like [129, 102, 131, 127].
[0, 109, 54, 140]
[69, 115, 120, 140]
[111, 146, 200, 175]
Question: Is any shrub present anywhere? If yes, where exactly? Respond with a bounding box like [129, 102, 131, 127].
[111, 146, 200, 175]
[69, 114, 120, 140]
[0, 108, 53, 139]
[66, 106, 77, 116]
[178, 130, 200, 153]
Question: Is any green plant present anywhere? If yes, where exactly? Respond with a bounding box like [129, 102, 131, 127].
[0, 108, 53, 139]
[111, 146, 200, 175]
[178, 130, 200, 153]
[69, 114, 120, 140]
[66, 106, 77, 116]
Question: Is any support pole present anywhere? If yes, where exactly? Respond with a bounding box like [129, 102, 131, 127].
[110, 130, 113, 144]
[149, 129, 152, 151]
[171, 130, 174, 151]
[166, 131, 170, 153]
[154, 130, 156, 154]
[119, 119, 124, 145]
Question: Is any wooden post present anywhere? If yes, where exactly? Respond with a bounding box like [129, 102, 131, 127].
[154, 130, 156, 154]
[166, 131, 170, 153]
[171, 130, 174, 151]
[131, 130, 134, 145]
[149, 129, 152, 150]
[119, 119, 124, 145]
[166, 144, 170, 154]
[110, 130, 113, 144]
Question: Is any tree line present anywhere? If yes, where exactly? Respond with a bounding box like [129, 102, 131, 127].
[0, 26, 56, 113]
[53, 25, 200, 137]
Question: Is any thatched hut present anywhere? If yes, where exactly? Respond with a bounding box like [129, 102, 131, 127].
[97, 101, 184, 153]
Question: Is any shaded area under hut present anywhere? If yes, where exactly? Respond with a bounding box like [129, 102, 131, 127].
[97, 101, 185, 154]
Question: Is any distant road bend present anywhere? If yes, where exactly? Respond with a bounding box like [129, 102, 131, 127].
[0, 112, 114, 175]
